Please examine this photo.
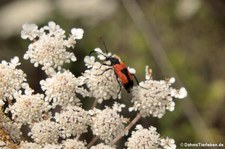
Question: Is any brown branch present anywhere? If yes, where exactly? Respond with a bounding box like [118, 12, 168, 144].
[87, 136, 99, 149]
[111, 113, 142, 145]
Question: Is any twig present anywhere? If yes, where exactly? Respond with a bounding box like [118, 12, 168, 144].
[111, 113, 142, 145]
[91, 98, 98, 109]
[87, 136, 99, 149]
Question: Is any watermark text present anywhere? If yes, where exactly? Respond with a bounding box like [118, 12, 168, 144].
[180, 142, 224, 148]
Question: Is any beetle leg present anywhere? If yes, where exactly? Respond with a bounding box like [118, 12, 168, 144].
[132, 74, 148, 90]
[113, 70, 122, 97]
[132, 74, 139, 85]
[117, 83, 122, 97]
[95, 62, 112, 71]
[95, 67, 113, 76]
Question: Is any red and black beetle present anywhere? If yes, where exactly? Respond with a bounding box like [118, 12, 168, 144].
[89, 41, 139, 93]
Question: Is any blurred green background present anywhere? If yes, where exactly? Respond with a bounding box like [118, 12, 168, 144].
[0, 0, 224, 148]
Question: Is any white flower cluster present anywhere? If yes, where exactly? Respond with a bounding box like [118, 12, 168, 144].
[126, 125, 160, 149]
[9, 91, 50, 125]
[89, 103, 127, 143]
[40, 71, 82, 108]
[21, 21, 83, 75]
[62, 139, 86, 149]
[126, 125, 176, 149]
[90, 143, 116, 149]
[29, 120, 59, 145]
[19, 142, 42, 149]
[130, 66, 187, 118]
[54, 106, 90, 138]
[0, 57, 27, 103]
[20, 139, 86, 149]
[81, 53, 121, 103]
[0, 21, 188, 148]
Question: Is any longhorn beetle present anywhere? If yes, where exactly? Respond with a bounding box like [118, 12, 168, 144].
[89, 39, 139, 93]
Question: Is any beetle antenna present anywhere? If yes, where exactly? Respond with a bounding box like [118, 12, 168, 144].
[89, 50, 107, 58]
[99, 37, 109, 53]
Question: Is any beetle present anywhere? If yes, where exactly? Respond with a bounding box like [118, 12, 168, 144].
[89, 41, 139, 93]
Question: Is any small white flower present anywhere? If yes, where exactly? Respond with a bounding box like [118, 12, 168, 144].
[44, 21, 60, 33]
[128, 67, 136, 74]
[145, 65, 152, 80]
[94, 48, 107, 60]
[10, 56, 19, 65]
[161, 137, 176, 149]
[94, 48, 103, 53]
[170, 87, 187, 99]
[166, 100, 175, 111]
[71, 28, 84, 40]
[21, 23, 39, 40]
[112, 102, 125, 112]
[178, 87, 188, 99]
[71, 55, 77, 61]
[84, 56, 95, 68]
[169, 77, 176, 83]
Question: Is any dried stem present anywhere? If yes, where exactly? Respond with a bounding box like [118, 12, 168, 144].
[7, 98, 12, 106]
[87, 136, 99, 149]
[91, 98, 98, 109]
[111, 112, 142, 145]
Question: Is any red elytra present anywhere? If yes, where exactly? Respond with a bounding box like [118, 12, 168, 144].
[113, 61, 134, 93]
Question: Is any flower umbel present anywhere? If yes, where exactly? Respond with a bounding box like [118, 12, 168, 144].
[81, 54, 121, 103]
[22, 21, 82, 75]
[89, 103, 128, 144]
[40, 71, 82, 108]
[29, 120, 59, 145]
[130, 66, 187, 118]
[126, 125, 177, 149]
[126, 125, 161, 149]
[54, 106, 90, 138]
[9, 91, 50, 125]
[0, 57, 27, 103]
